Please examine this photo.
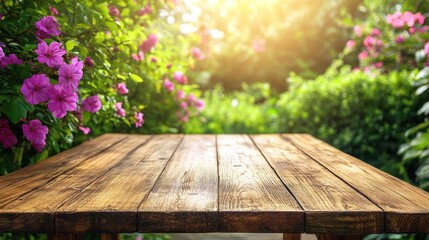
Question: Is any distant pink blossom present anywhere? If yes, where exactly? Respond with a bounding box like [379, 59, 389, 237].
[191, 47, 204, 60]
[109, 5, 120, 18]
[35, 41, 65, 68]
[135, 112, 144, 128]
[32, 141, 46, 152]
[35, 16, 61, 39]
[374, 61, 384, 69]
[48, 85, 78, 118]
[353, 26, 362, 37]
[386, 12, 404, 28]
[131, 51, 145, 62]
[0, 119, 17, 149]
[409, 27, 417, 34]
[194, 99, 205, 111]
[139, 34, 158, 52]
[187, 93, 196, 102]
[395, 35, 404, 44]
[22, 119, 49, 148]
[117, 83, 129, 95]
[0, 54, 23, 68]
[84, 56, 94, 67]
[176, 90, 186, 99]
[173, 71, 188, 84]
[370, 28, 381, 36]
[138, 5, 153, 16]
[414, 12, 425, 25]
[81, 95, 102, 113]
[166, 63, 172, 69]
[115, 102, 126, 117]
[180, 101, 188, 109]
[419, 26, 429, 33]
[176, 110, 189, 123]
[79, 126, 91, 135]
[49, 6, 59, 16]
[358, 51, 369, 60]
[150, 56, 157, 63]
[425, 42, 429, 56]
[163, 79, 174, 92]
[402, 11, 415, 27]
[345, 40, 355, 50]
[58, 58, 83, 92]
[20, 74, 53, 105]
[0, 46, 4, 59]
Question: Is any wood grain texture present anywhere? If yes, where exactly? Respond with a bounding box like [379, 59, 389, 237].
[285, 134, 429, 233]
[0, 135, 151, 233]
[138, 135, 218, 232]
[283, 233, 301, 240]
[316, 234, 364, 240]
[251, 134, 383, 234]
[217, 134, 304, 232]
[55, 135, 183, 233]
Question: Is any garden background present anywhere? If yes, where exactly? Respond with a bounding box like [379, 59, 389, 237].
[0, 0, 428, 239]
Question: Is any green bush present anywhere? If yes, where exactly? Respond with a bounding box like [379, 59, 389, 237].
[277, 66, 421, 176]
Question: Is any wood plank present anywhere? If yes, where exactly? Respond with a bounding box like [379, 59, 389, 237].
[251, 134, 383, 234]
[55, 135, 183, 233]
[285, 134, 429, 233]
[0, 135, 151, 233]
[283, 233, 301, 240]
[316, 234, 365, 240]
[138, 135, 218, 232]
[217, 134, 304, 232]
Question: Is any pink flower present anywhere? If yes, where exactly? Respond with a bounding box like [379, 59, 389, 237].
[374, 61, 384, 69]
[22, 119, 49, 145]
[117, 83, 129, 95]
[194, 99, 205, 111]
[425, 42, 429, 56]
[79, 126, 91, 135]
[177, 90, 186, 99]
[180, 101, 188, 109]
[395, 35, 404, 44]
[131, 51, 144, 62]
[402, 11, 415, 27]
[0, 46, 4, 59]
[81, 95, 102, 113]
[0, 54, 23, 68]
[370, 28, 381, 36]
[84, 57, 94, 67]
[191, 47, 204, 60]
[115, 102, 126, 117]
[135, 112, 144, 128]
[49, 6, 59, 16]
[358, 51, 368, 60]
[163, 79, 174, 92]
[0, 119, 17, 149]
[173, 71, 188, 84]
[409, 27, 417, 34]
[414, 12, 425, 25]
[35, 16, 61, 39]
[176, 110, 189, 123]
[353, 26, 362, 37]
[345, 40, 355, 50]
[363, 36, 376, 49]
[386, 12, 404, 28]
[145, 5, 153, 14]
[35, 41, 65, 68]
[109, 5, 120, 17]
[139, 34, 158, 53]
[48, 85, 78, 118]
[20, 74, 53, 105]
[58, 58, 83, 92]
[150, 56, 157, 63]
[419, 26, 429, 33]
[187, 93, 196, 102]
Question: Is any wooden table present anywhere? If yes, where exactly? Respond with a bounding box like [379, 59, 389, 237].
[0, 134, 428, 240]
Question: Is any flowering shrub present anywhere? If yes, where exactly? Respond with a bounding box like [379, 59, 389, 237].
[0, 0, 206, 173]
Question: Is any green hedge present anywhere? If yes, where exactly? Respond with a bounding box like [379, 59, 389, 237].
[277, 67, 421, 176]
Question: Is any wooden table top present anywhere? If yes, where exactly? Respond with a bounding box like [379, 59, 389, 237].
[0, 134, 428, 234]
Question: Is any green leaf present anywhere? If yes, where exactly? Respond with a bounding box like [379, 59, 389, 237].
[129, 73, 143, 83]
[416, 67, 429, 80]
[0, 97, 34, 124]
[416, 85, 429, 95]
[65, 40, 75, 51]
[418, 102, 429, 115]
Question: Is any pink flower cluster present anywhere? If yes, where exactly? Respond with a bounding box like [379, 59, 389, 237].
[139, 34, 158, 53]
[173, 71, 188, 84]
[0, 54, 23, 68]
[386, 11, 428, 34]
[35, 16, 61, 39]
[131, 51, 145, 62]
[138, 4, 153, 16]
[176, 92, 206, 123]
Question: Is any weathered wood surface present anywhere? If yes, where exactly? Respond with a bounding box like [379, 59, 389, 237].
[0, 134, 428, 234]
